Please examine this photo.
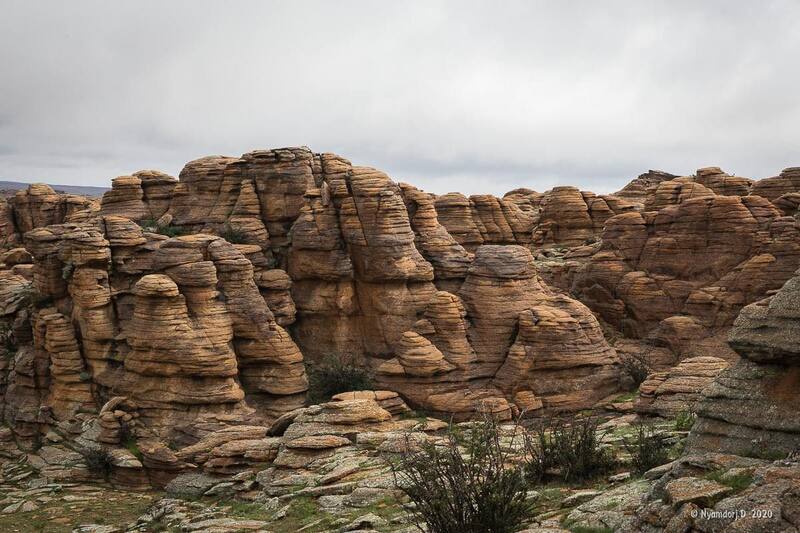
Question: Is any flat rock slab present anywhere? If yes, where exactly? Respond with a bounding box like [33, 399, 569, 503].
[665, 477, 732, 506]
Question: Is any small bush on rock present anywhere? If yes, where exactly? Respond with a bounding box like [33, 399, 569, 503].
[84, 448, 114, 479]
[306, 355, 373, 404]
[137, 219, 185, 237]
[392, 416, 532, 533]
[623, 422, 670, 474]
[525, 416, 616, 483]
[674, 409, 697, 431]
[220, 225, 248, 244]
[619, 352, 652, 387]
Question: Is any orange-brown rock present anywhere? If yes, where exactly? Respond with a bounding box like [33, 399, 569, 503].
[614, 170, 677, 206]
[288, 154, 437, 363]
[751, 167, 800, 203]
[400, 184, 473, 290]
[573, 191, 800, 342]
[11, 148, 800, 457]
[100, 176, 149, 221]
[376, 245, 621, 416]
[635, 356, 729, 417]
[1, 184, 97, 246]
[2, 221, 308, 447]
[532, 187, 633, 248]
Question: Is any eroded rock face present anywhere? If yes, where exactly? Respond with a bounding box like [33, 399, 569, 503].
[375, 245, 621, 417]
[635, 356, 730, 417]
[687, 268, 800, 457]
[4, 149, 800, 452]
[531, 187, 635, 249]
[613, 169, 678, 206]
[572, 184, 800, 348]
[2, 184, 98, 246]
[1, 221, 307, 449]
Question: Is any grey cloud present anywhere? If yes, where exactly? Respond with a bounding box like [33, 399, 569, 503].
[1, 0, 798, 196]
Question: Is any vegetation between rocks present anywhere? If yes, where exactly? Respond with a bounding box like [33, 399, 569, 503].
[623, 422, 671, 474]
[220, 224, 248, 244]
[0, 322, 16, 359]
[704, 468, 755, 493]
[525, 416, 617, 483]
[83, 448, 114, 480]
[618, 352, 652, 388]
[674, 408, 697, 431]
[306, 355, 373, 404]
[138, 218, 186, 237]
[392, 416, 532, 533]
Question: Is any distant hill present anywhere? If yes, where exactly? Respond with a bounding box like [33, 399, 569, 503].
[0, 180, 109, 197]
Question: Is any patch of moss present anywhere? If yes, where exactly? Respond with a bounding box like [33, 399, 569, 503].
[704, 469, 754, 493]
[612, 391, 637, 403]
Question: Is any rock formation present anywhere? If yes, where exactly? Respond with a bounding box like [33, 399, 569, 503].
[572, 167, 800, 363]
[4, 147, 800, 500]
[687, 267, 800, 457]
[4, 149, 800, 533]
[635, 356, 729, 417]
[374, 245, 620, 417]
[613, 169, 677, 206]
[1, 219, 307, 450]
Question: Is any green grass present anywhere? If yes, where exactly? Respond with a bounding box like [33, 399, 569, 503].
[745, 447, 788, 461]
[225, 500, 276, 521]
[674, 409, 696, 431]
[601, 500, 620, 510]
[612, 391, 637, 403]
[137, 219, 186, 237]
[123, 437, 143, 461]
[704, 469, 754, 493]
[0, 490, 157, 533]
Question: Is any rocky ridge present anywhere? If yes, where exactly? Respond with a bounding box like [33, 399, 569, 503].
[2, 148, 800, 531]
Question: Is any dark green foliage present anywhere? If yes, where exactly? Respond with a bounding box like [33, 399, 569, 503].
[220, 225, 248, 244]
[0, 323, 16, 359]
[619, 352, 652, 387]
[138, 218, 158, 230]
[83, 448, 114, 479]
[117, 420, 142, 460]
[156, 225, 186, 237]
[61, 261, 75, 280]
[674, 409, 697, 431]
[704, 469, 754, 493]
[306, 355, 373, 404]
[524, 416, 616, 483]
[623, 422, 670, 474]
[392, 417, 532, 533]
[137, 218, 185, 237]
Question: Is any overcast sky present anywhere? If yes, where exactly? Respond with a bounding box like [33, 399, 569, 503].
[1, 1, 798, 196]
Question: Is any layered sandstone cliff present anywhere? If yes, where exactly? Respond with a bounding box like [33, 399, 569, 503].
[571, 167, 800, 365]
[3, 149, 800, 450]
